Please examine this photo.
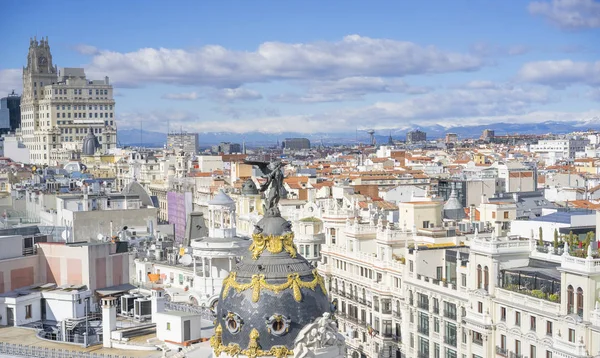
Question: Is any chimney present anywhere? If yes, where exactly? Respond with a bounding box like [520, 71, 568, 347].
[101, 297, 117, 348]
[151, 288, 165, 323]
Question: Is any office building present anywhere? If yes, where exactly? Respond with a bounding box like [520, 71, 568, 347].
[445, 133, 458, 143]
[481, 129, 495, 142]
[530, 138, 590, 160]
[211, 141, 241, 154]
[283, 137, 311, 150]
[406, 129, 426, 143]
[0, 91, 21, 134]
[167, 132, 199, 154]
[20, 37, 117, 165]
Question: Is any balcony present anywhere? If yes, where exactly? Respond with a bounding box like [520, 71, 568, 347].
[509, 353, 523, 358]
[496, 346, 508, 357]
[417, 300, 429, 310]
[444, 336, 457, 347]
[495, 288, 560, 314]
[417, 352, 429, 358]
[417, 325, 429, 335]
[443, 310, 457, 320]
[392, 311, 402, 319]
[472, 337, 483, 346]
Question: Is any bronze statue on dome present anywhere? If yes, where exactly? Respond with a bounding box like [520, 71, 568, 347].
[244, 160, 286, 217]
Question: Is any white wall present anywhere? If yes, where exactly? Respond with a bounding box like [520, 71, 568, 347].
[0, 236, 24, 260]
[43, 291, 91, 322]
[155, 312, 210, 343]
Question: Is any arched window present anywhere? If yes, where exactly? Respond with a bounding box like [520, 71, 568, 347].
[577, 287, 584, 317]
[567, 285, 574, 314]
[484, 266, 489, 291]
[477, 265, 482, 289]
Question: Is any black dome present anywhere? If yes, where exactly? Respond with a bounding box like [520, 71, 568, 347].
[214, 215, 330, 352]
[82, 130, 100, 156]
[241, 178, 259, 196]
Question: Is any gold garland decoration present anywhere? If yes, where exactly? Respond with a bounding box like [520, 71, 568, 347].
[249, 232, 297, 260]
[211, 325, 293, 358]
[222, 270, 327, 303]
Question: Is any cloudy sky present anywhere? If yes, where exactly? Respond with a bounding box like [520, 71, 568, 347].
[0, 0, 599, 135]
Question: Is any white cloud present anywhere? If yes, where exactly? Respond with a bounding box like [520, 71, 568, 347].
[529, 0, 600, 30]
[469, 43, 530, 57]
[518, 60, 600, 87]
[73, 44, 100, 55]
[211, 88, 262, 102]
[271, 77, 431, 103]
[0, 69, 22, 97]
[86, 35, 482, 88]
[118, 84, 567, 134]
[161, 92, 201, 100]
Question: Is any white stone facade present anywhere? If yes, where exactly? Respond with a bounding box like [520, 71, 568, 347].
[20, 37, 117, 166]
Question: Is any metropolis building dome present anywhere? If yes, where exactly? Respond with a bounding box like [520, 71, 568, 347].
[210, 161, 344, 358]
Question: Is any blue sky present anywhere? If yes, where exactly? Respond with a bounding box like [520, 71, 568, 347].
[0, 0, 599, 134]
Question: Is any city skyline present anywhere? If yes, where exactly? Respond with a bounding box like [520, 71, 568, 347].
[0, 0, 599, 135]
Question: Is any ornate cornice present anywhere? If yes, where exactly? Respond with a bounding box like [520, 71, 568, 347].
[211, 325, 293, 358]
[222, 270, 327, 303]
[249, 232, 297, 259]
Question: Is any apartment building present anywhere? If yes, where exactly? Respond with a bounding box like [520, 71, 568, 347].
[318, 196, 600, 358]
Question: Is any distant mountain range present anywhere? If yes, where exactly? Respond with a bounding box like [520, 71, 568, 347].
[117, 119, 600, 148]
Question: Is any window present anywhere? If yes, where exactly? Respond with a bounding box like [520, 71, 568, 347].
[515, 312, 521, 326]
[25, 305, 32, 319]
[515, 340, 521, 355]
[546, 321, 553, 336]
[492, 212, 496, 219]
[500, 307, 506, 321]
[444, 322, 457, 347]
[472, 331, 483, 346]
[546, 351, 552, 358]
[567, 285, 574, 314]
[531, 316, 537, 331]
[166, 322, 171, 331]
[461, 274, 467, 287]
[568, 329, 575, 343]
[444, 302, 457, 320]
[478, 302, 483, 313]
[530, 345, 536, 358]
[577, 287, 583, 317]
[476, 265, 482, 289]
[483, 266, 489, 291]
[504, 211, 509, 219]
[500, 334, 506, 349]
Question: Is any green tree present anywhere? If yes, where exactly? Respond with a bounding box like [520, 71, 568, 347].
[538, 227, 544, 246]
[553, 229, 559, 250]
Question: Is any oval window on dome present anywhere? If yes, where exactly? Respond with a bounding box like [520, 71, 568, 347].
[224, 312, 243, 335]
[266, 314, 291, 336]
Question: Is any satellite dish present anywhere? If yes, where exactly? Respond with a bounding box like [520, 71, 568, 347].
[61, 230, 68, 241]
[150, 244, 156, 250]
[179, 254, 193, 266]
[97, 234, 104, 241]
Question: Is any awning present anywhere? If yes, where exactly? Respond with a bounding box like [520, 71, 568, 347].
[95, 283, 137, 297]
